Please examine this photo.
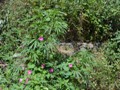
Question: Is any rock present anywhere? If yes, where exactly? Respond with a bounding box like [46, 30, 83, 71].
[56, 43, 75, 56]
[56, 42, 101, 56]
[82, 43, 87, 48]
[87, 43, 94, 49]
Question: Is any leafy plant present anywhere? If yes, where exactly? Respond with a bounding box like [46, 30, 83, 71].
[0, 0, 120, 90]
[104, 31, 120, 63]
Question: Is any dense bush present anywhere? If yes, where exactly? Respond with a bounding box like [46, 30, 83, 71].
[104, 31, 120, 63]
[29, 0, 120, 41]
[0, 0, 120, 90]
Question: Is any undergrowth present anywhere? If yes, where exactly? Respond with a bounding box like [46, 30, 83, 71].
[0, 0, 120, 90]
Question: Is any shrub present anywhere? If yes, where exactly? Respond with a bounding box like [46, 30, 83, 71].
[30, 0, 120, 41]
[0, 0, 120, 90]
[104, 31, 120, 63]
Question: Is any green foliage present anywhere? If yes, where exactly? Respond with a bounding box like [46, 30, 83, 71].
[90, 31, 120, 89]
[98, 31, 120, 89]
[91, 55, 120, 90]
[104, 31, 120, 63]
[21, 8, 67, 63]
[30, 0, 120, 41]
[0, 0, 120, 90]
